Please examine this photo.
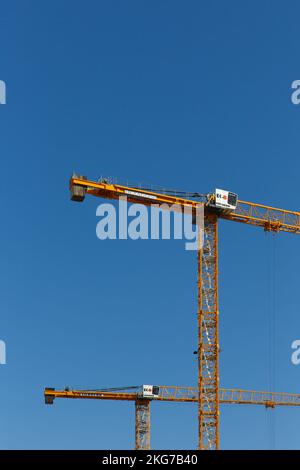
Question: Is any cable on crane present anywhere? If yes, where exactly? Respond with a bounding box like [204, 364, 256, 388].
[265, 232, 277, 449]
[64, 385, 141, 392]
[137, 187, 207, 199]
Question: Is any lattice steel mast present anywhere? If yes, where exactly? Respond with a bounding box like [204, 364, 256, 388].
[135, 399, 151, 450]
[198, 214, 219, 449]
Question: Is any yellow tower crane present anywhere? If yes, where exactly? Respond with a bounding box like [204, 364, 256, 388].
[69, 175, 300, 449]
[44, 385, 300, 450]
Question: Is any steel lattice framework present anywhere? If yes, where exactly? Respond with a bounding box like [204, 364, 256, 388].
[198, 214, 219, 449]
[135, 399, 151, 450]
[65, 175, 300, 449]
[45, 385, 300, 406]
[45, 385, 300, 449]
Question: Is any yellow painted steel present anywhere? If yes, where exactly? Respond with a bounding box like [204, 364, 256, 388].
[68, 175, 300, 449]
[70, 176, 300, 234]
[44, 385, 300, 450]
[44, 386, 300, 406]
[198, 215, 219, 449]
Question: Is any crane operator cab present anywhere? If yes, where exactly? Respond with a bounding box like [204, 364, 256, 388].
[140, 385, 160, 399]
[207, 189, 238, 213]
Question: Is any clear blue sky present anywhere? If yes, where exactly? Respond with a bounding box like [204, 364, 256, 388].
[0, 0, 300, 450]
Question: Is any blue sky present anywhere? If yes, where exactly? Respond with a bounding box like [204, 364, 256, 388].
[0, 0, 300, 449]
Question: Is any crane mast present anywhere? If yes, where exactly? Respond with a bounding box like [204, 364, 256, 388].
[68, 175, 300, 449]
[198, 214, 219, 449]
[135, 399, 151, 450]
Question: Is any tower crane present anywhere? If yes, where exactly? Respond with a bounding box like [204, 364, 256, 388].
[44, 384, 300, 450]
[69, 174, 300, 449]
